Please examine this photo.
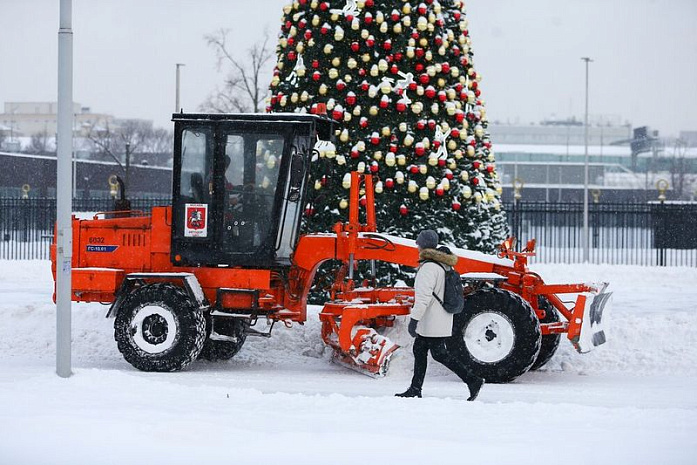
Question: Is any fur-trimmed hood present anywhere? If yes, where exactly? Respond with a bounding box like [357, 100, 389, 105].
[419, 248, 458, 267]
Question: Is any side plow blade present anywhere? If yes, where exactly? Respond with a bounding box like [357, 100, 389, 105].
[569, 283, 613, 353]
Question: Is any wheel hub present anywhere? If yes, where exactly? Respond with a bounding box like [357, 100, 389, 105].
[130, 305, 178, 354]
[464, 312, 516, 364]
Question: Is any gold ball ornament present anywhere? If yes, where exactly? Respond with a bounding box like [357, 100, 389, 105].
[406, 47, 415, 59]
[357, 162, 366, 173]
[417, 17, 428, 31]
[467, 146, 475, 157]
[386, 153, 396, 166]
[419, 164, 428, 174]
[347, 58, 358, 69]
[291, 92, 299, 103]
[381, 126, 391, 137]
[378, 59, 389, 73]
[402, 3, 411, 14]
[336, 155, 346, 165]
[396, 171, 405, 184]
[402, 16, 412, 27]
[426, 176, 436, 189]
[411, 102, 423, 114]
[403, 134, 414, 146]
[419, 187, 429, 200]
[375, 181, 384, 194]
[319, 84, 328, 95]
[448, 140, 458, 150]
[428, 154, 438, 166]
[462, 185, 472, 198]
[314, 180, 322, 190]
[357, 141, 366, 152]
[339, 199, 348, 209]
[397, 154, 406, 165]
[408, 180, 418, 193]
[324, 44, 334, 54]
[430, 103, 439, 114]
[332, 57, 341, 67]
[393, 23, 403, 34]
[362, 53, 371, 63]
[369, 106, 379, 116]
[339, 129, 349, 143]
[370, 65, 379, 77]
[352, 105, 362, 116]
[399, 122, 408, 132]
[373, 151, 383, 160]
[461, 171, 469, 181]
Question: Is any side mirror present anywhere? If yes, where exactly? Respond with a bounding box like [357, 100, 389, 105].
[288, 151, 305, 202]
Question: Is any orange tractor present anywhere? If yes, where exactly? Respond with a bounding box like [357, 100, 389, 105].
[51, 113, 610, 382]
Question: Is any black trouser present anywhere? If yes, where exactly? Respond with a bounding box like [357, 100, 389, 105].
[411, 335, 478, 389]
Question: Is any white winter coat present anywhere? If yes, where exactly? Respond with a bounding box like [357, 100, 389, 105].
[410, 248, 458, 338]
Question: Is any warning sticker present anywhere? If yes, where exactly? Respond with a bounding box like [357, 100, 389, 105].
[184, 203, 208, 238]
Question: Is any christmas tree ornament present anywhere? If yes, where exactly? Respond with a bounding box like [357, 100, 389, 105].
[375, 181, 384, 193]
[395, 171, 405, 184]
[399, 204, 408, 216]
[419, 187, 429, 200]
[397, 154, 406, 165]
[357, 161, 366, 173]
[408, 180, 418, 193]
[339, 198, 348, 209]
[426, 176, 436, 189]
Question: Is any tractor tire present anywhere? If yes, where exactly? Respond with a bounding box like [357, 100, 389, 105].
[199, 318, 248, 361]
[448, 288, 541, 383]
[114, 283, 206, 372]
[530, 297, 562, 370]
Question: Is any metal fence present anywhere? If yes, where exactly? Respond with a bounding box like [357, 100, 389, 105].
[506, 201, 697, 266]
[1, 198, 696, 266]
[0, 198, 169, 260]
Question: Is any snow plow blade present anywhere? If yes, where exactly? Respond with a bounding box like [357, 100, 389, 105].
[568, 283, 612, 353]
[330, 327, 399, 378]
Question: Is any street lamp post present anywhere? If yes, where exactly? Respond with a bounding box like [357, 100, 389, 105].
[175, 63, 185, 112]
[581, 57, 593, 263]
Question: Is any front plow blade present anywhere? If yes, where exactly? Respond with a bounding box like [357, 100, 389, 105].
[331, 327, 399, 378]
[570, 283, 612, 353]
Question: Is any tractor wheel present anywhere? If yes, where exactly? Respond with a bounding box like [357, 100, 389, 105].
[530, 297, 562, 370]
[114, 283, 206, 372]
[198, 318, 248, 361]
[448, 288, 541, 383]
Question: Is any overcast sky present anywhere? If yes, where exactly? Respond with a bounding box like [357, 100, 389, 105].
[1, 0, 695, 137]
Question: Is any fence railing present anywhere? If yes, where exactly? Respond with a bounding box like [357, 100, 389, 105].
[505, 201, 697, 266]
[1, 198, 696, 266]
[0, 198, 169, 260]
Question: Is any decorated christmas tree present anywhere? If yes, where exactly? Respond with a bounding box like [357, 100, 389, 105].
[267, 0, 508, 254]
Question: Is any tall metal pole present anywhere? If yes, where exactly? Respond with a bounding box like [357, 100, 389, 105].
[56, 0, 74, 378]
[582, 57, 592, 263]
[175, 63, 185, 112]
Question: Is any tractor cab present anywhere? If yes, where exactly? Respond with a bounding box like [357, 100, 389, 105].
[171, 113, 335, 268]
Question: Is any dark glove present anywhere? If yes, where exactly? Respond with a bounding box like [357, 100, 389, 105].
[408, 318, 418, 338]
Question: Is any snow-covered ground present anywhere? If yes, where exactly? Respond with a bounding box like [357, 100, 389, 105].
[1, 261, 696, 464]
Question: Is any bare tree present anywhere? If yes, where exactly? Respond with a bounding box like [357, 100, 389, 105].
[86, 119, 171, 166]
[27, 129, 54, 155]
[201, 29, 274, 113]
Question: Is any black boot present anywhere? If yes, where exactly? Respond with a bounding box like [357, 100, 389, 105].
[395, 386, 422, 398]
[467, 377, 484, 401]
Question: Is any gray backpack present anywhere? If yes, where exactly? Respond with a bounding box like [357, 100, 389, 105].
[425, 261, 465, 314]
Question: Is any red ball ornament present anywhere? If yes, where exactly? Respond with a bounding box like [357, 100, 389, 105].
[409, 82, 418, 91]
[305, 205, 315, 216]
[370, 162, 379, 173]
[359, 196, 367, 207]
[452, 46, 461, 57]
[433, 140, 441, 149]
[351, 41, 360, 52]
[287, 51, 296, 61]
[419, 73, 430, 85]
[383, 39, 392, 51]
[389, 144, 398, 153]
[370, 133, 381, 145]
[473, 160, 481, 170]
[320, 2, 329, 11]
[361, 81, 370, 92]
[452, 201, 461, 211]
[312, 71, 321, 81]
[438, 91, 447, 102]
[320, 175, 328, 186]
[350, 148, 360, 158]
[346, 14, 354, 22]
[415, 48, 425, 58]
[312, 59, 320, 69]
[472, 177, 480, 185]
[434, 36, 443, 46]
[345, 93, 357, 106]
[451, 128, 460, 138]
[336, 80, 346, 91]
[385, 178, 395, 189]
[454, 11, 461, 21]
[414, 63, 425, 72]
[365, 0, 374, 7]
[396, 101, 407, 112]
[425, 86, 436, 99]
[460, 57, 469, 66]
[400, 205, 408, 216]
[436, 187, 444, 197]
[390, 64, 399, 74]
[321, 25, 330, 34]
[415, 143, 426, 156]
[366, 37, 375, 47]
[486, 164, 495, 173]
[418, 4, 427, 15]
[364, 12, 373, 24]
[445, 170, 454, 180]
[394, 52, 403, 62]
[411, 31, 420, 40]
[379, 96, 390, 109]
[428, 119, 437, 130]
[287, 37, 295, 47]
[438, 158, 446, 167]
[416, 120, 426, 130]
[298, 0, 306, 4]
[359, 117, 369, 129]
[391, 10, 400, 21]
[441, 63, 450, 74]
[455, 111, 465, 123]
[409, 165, 419, 174]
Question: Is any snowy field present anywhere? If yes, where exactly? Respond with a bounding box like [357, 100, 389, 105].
[1, 261, 696, 464]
